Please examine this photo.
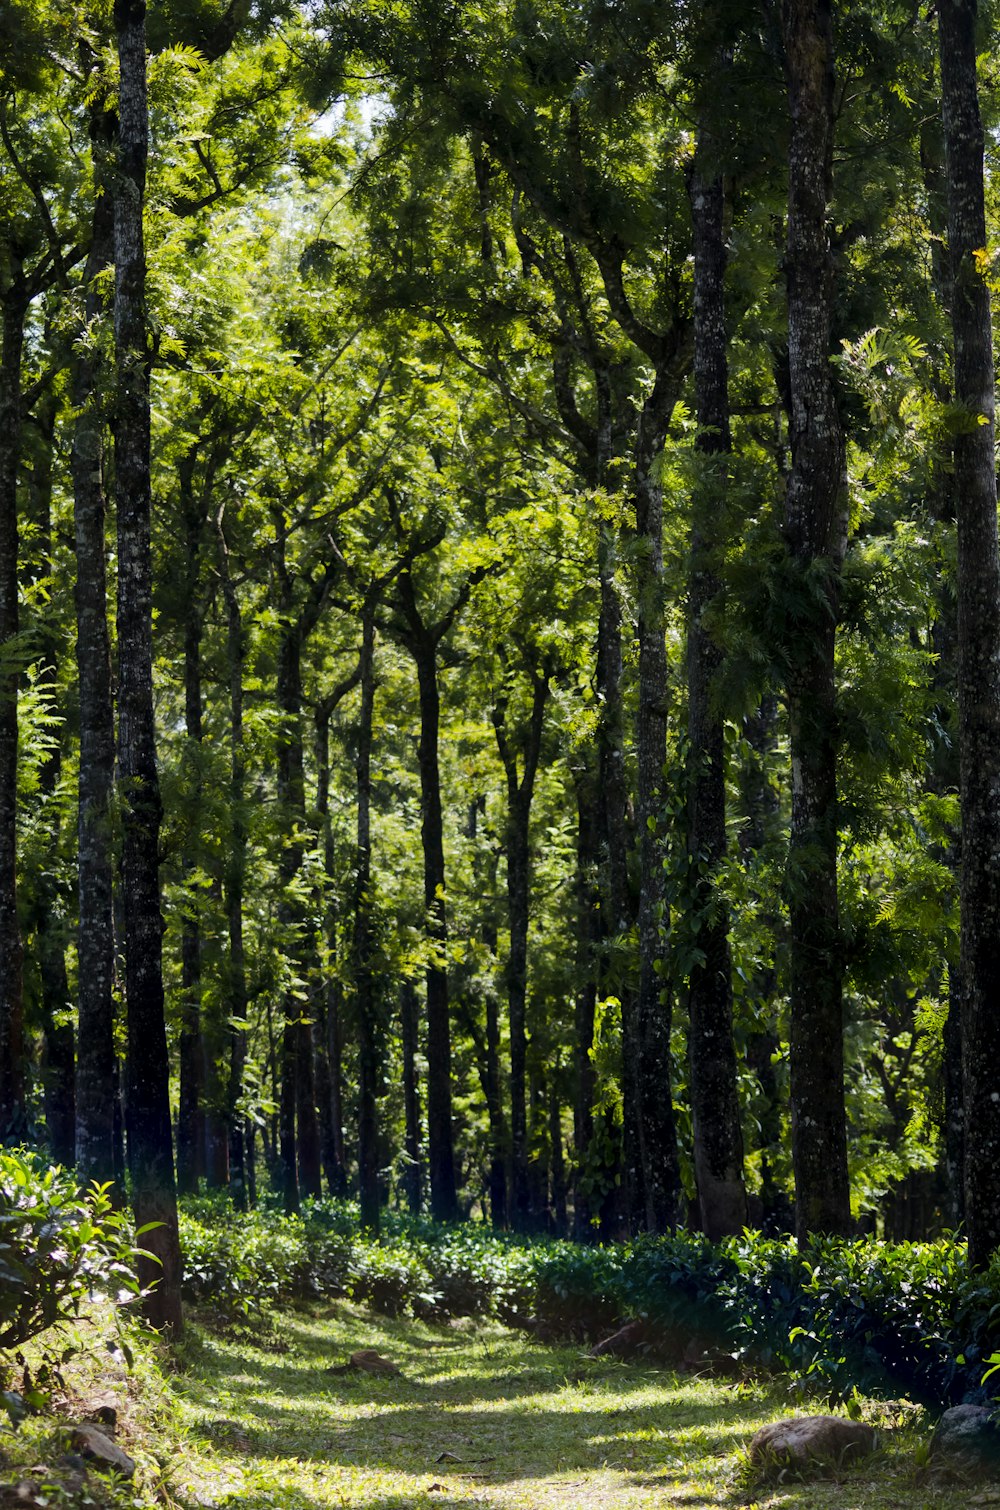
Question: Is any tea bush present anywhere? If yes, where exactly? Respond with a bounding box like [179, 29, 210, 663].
[0, 1149, 139, 1350]
[176, 1196, 1000, 1406]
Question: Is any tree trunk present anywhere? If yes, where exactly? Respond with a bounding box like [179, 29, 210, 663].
[633, 380, 681, 1233]
[596, 514, 634, 1226]
[527, 1064, 549, 1229]
[548, 1069, 567, 1235]
[413, 639, 459, 1221]
[686, 137, 748, 1240]
[177, 462, 204, 1195]
[216, 508, 250, 1208]
[114, 0, 182, 1332]
[470, 799, 508, 1226]
[938, 0, 1000, 1269]
[399, 977, 423, 1214]
[494, 668, 548, 1230]
[72, 112, 119, 1190]
[572, 765, 599, 1238]
[353, 603, 380, 1233]
[296, 1013, 322, 1200]
[274, 607, 322, 1208]
[314, 706, 348, 1197]
[782, 0, 851, 1242]
[0, 265, 26, 1140]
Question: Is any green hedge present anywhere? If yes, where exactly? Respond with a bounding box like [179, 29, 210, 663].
[178, 1197, 1000, 1407]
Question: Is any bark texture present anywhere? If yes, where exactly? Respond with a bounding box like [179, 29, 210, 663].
[632, 375, 682, 1234]
[396, 573, 459, 1221]
[216, 508, 251, 1207]
[572, 765, 599, 1238]
[114, 0, 183, 1331]
[493, 662, 549, 1230]
[781, 0, 851, 1241]
[686, 140, 748, 1240]
[353, 603, 381, 1232]
[177, 451, 205, 1196]
[72, 107, 119, 1189]
[315, 702, 348, 1197]
[399, 977, 423, 1214]
[937, 0, 1000, 1269]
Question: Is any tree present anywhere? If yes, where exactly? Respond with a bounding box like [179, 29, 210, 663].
[685, 71, 748, 1240]
[113, 0, 183, 1331]
[781, 0, 851, 1241]
[937, 0, 1000, 1269]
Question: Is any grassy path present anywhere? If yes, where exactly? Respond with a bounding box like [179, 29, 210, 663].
[159, 1302, 974, 1510]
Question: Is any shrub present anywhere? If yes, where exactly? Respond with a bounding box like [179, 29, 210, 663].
[0, 1149, 139, 1350]
[176, 1195, 1000, 1408]
[179, 1207, 312, 1314]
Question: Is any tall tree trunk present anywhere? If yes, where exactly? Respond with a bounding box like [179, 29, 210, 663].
[353, 603, 380, 1233]
[548, 1068, 567, 1235]
[738, 695, 788, 1229]
[938, 0, 1000, 1269]
[632, 380, 682, 1233]
[274, 528, 331, 1211]
[0, 265, 26, 1140]
[595, 492, 633, 1227]
[572, 765, 599, 1238]
[275, 608, 303, 1213]
[782, 0, 851, 1241]
[114, 0, 182, 1331]
[73, 110, 119, 1189]
[494, 667, 548, 1231]
[399, 977, 423, 1214]
[468, 798, 508, 1226]
[177, 456, 204, 1195]
[315, 706, 348, 1196]
[274, 602, 322, 1205]
[686, 133, 748, 1239]
[216, 508, 250, 1208]
[296, 1012, 322, 1201]
[412, 639, 459, 1220]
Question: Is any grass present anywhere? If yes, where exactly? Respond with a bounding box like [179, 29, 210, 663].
[2, 1299, 992, 1509]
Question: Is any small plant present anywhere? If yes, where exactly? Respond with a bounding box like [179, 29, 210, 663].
[0, 1149, 141, 1351]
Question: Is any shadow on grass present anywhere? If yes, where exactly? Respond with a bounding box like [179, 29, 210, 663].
[171, 1302, 770, 1496]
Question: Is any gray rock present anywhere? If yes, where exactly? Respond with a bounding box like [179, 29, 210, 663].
[70, 1422, 136, 1478]
[931, 1404, 1000, 1468]
[749, 1414, 877, 1470]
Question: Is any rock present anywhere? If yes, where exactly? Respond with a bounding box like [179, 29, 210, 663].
[327, 1349, 404, 1377]
[349, 1349, 402, 1377]
[69, 1423, 136, 1478]
[749, 1415, 877, 1470]
[82, 1395, 119, 1433]
[931, 1404, 1000, 1468]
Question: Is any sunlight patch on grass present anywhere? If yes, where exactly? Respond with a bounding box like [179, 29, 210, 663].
[156, 1300, 982, 1510]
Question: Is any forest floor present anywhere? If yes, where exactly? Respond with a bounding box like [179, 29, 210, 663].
[4, 1299, 996, 1510]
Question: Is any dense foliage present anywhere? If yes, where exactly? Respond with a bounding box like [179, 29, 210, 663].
[3, 0, 1000, 1337]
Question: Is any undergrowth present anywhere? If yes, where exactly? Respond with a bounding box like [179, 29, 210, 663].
[179, 1195, 1000, 1409]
